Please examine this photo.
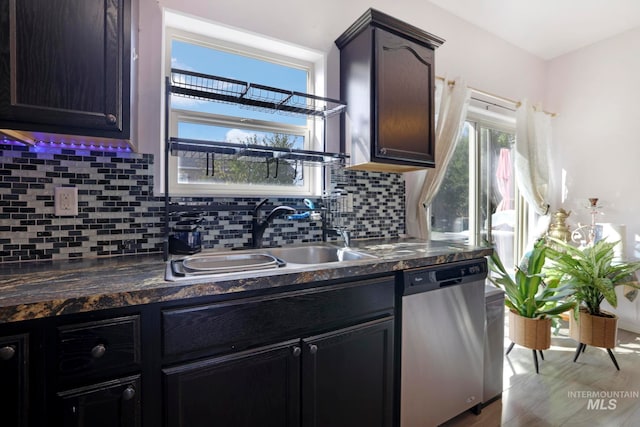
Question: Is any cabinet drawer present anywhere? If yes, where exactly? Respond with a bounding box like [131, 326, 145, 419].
[162, 276, 395, 361]
[57, 315, 140, 385]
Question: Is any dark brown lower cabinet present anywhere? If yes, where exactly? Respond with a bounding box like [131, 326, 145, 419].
[0, 334, 29, 427]
[163, 317, 394, 427]
[57, 375, 141, 427]
[303, 318, 394, 427]
[163, 340, 301, 427]
[0, 275, 396, 427]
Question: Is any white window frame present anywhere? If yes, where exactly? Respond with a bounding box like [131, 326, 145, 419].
[466, 100, 519, 252]
[163, 12, 327, 196]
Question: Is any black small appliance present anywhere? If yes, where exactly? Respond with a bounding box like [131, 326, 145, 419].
[169, 214, 204, 255]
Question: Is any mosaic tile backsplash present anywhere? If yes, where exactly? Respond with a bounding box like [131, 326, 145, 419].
[0, 142, 405, 263]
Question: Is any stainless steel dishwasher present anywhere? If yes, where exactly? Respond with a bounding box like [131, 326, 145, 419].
[399, 258, 487, 427]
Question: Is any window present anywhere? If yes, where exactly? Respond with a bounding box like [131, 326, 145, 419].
[164, 13, 326, 196]
[431, 97, 518, 268]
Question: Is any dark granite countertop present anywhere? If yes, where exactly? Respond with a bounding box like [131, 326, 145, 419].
[0, 238, 492, 324]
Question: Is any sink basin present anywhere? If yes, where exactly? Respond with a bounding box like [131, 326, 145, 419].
[170, 253, 284, 278]
[264, 245, 376, 264]
[165, 245, 377, 281]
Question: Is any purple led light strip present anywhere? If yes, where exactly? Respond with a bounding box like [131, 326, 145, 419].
[1, 138, 131, 152]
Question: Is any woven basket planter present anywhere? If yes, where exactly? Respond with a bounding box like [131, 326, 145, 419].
[508, 310, 551, 350]
[569, 308, 618, 349]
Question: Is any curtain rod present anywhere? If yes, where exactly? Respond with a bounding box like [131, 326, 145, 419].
[470, 96, 516, 113]
[436, 76, 557, 117]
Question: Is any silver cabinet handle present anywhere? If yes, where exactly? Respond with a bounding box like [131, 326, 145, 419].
[308, 344, 318, 355]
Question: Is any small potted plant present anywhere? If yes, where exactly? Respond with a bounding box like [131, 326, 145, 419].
[488, 239, 575, 373]
[545, 238, 640, 369]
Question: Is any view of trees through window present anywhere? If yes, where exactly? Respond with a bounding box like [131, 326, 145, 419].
[431, 120, 516, 268]
[176, 127, 304, 186]
[168, 35, 315, 194]
[431, 123, 470, 235]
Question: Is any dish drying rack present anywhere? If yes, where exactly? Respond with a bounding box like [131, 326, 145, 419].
[165, 68, 349, 170]
[163, 69, 349, 259]
[168, 137, 347, 171]
[170, 69, 346, 118]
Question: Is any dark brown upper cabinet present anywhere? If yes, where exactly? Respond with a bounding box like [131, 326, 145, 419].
[335, 9, 444, 172]
[0, 0, 131, 141]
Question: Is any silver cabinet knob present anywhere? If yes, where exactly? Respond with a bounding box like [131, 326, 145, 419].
[122, 385, 136, 401]
[91, 343, 106, 359]
[0, 345, 16, 361]
[106, 114, 117, 125]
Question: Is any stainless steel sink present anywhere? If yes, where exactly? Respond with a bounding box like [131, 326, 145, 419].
[264, 245, 376, 264]
[165, 245, 377, 281]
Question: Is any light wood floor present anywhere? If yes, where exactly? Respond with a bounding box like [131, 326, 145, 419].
[442, 313, 640, 427]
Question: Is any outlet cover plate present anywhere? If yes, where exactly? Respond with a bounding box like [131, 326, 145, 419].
[55, 187, 78, 216]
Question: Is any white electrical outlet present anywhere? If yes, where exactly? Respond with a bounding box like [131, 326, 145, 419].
[55, 187, 78, 216]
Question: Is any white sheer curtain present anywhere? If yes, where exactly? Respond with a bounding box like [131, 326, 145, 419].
[515, 99, 552, 216]
[515, 99, 552, 254]
[405, 77, 470, 239]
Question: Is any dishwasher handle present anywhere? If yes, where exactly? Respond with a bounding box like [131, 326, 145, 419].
[440, 278, 463, 287]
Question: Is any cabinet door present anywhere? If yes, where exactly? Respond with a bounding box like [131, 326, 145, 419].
[375, 28, 435, 167]
[57, 375, 141, 427]
[0, 0, 131, 138]
[302, 317, 394, 427]
[0, 334, 28, 427]
[163, 340, 301, 427]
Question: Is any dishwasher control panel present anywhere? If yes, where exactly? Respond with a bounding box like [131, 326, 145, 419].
[402, 258, 487, 296]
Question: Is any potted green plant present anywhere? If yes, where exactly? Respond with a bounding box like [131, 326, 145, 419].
[488, 239, 575, 373]
[545, 237, 640, 369]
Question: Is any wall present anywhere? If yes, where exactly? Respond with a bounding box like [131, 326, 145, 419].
[136, 0, 547, 189]
[545, 27, 640, 331]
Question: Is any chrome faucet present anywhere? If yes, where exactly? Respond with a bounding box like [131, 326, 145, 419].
[251, 199, 295, 248]
[326, 227, 351, 248]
